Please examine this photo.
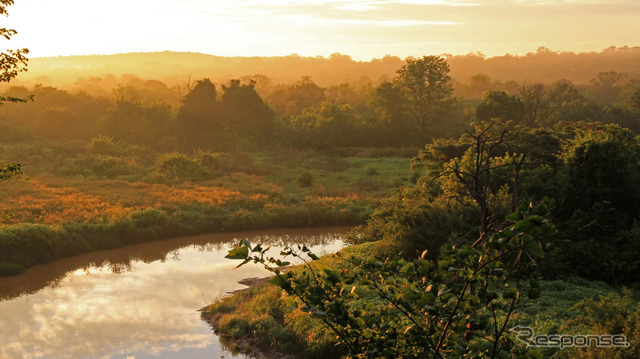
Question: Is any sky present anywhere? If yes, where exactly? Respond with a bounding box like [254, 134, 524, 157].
[3, 0, 639, 61]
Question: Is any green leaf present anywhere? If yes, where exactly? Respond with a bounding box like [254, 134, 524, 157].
[226, 246, 249, 260]
[285, 297, 297, 308]
[268, 275, 286, 287]
[506, 211, 524, 222]
[525, 241, 545, 258]
[399, 262, 414, 273]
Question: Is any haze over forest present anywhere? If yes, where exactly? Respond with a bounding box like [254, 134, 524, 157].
[10, 46, 640, 89]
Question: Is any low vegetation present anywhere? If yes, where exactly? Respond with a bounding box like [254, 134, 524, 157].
[211, 120, 640, 358]
[0, 142, 411, 276]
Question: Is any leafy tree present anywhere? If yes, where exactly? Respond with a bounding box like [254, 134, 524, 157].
[219, 79, 275, 140]
[547, 124, 640, 283]
[538, 81, 604, 125]
[394, 56, 455, 138]
[461, 73, 501, 99]
[227, 202, 556, 358]
[476, 91, 524, 123]
[590, 71, 624, 104]
[518, 82, 546, 127]
[0, 0, 29, 105]
[96, 99, 173, 147]
[0, 0, 26, 183]
[291, 102, 360, 148]
[268, 76, 325, 117]
[176, 78, 220, 145]
[628, 86, 640, 113]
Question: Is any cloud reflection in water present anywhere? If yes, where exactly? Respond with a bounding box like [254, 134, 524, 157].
[0, 228, 347, 359]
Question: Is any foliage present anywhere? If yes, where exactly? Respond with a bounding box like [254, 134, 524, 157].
[268, 76, 326, 116]
[558, 289, 639, 359]
[290, 102, 360, 148]
[0, 261, 24, 277]
[95, 99, 174, 147]
[375, 56, 456, 141]
[476, 90, 524, 123]
[0, 162, 21, 181]
[154, 152, 211, 182]
[0, 0, 29, 105]
[546, 124, 640, 284]
[227, 203, 557, 358]
[297, 170, 314, 188]
[176, 78, 220, 146]
[219, 79, 275, 141]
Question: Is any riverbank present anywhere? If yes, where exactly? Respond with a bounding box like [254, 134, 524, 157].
[200, 242, 379, 359]
[0, 197, 366, 277]
[0, 145, 413, 277]
[0, 226, 350, 359]
[201, 240, 640, 359]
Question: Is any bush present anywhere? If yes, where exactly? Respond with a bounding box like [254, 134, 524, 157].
[351, 187, 477, 259]
[0, 224, 60, 266]
[155, 152, 211, 181]
[558, 289, 640, 359]
[88, 135, 123, 156]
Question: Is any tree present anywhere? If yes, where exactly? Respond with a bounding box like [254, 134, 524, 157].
[227, 202, 556, 359]
[267, 76, 325, 117]
[176, 78, 220, 146]
[290, 101, 359, 148]
[0, 0, 29, 105]
[96, 99, 173, 147]
[628, 86, 640, 113]
[476, 90, 524, 123]
[395, 56, 454, 138]
[518, 82, 545, 127]
[0, 0, 27, 183]
[590, 71, 624, 104]
[540, 80, 604, 125]
[219, 79, 275, 140]
[547, 124, 640, 283]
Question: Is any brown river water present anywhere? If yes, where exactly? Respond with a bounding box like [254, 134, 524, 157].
[0, 226, 350, 359]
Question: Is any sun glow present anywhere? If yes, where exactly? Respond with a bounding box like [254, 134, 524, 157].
[2, 0, 638, 60]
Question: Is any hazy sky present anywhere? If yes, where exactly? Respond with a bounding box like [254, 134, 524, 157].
[3, 0, 639, 60]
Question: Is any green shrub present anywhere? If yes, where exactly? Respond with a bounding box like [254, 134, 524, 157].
[195, 149, 223, 171]
[0, 224, 60, 266]
[155, 152, 210, 181]
[557, 289, 640, 359]
[88, 135, 123, 156]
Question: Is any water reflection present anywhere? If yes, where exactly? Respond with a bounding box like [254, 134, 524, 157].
[0, 227, 349, 359]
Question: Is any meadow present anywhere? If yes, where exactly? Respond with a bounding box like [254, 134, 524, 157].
[0, 137, 414, 275]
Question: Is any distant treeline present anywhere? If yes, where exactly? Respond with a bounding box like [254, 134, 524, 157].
[1, 54, 640, 151]
[9, 46, 640, 90]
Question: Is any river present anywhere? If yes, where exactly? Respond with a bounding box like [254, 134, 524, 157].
[0, 226, 350, 359]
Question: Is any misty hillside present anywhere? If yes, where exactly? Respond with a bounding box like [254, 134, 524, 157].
[12, 46, 640, 90]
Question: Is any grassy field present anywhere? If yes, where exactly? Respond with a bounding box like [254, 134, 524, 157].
[0, 137, 416, 275]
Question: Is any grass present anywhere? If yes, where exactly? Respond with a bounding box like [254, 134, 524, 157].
[0, 139, 413, 273]
[203, 241, 640, 359]
[202, 242, 379, 358]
